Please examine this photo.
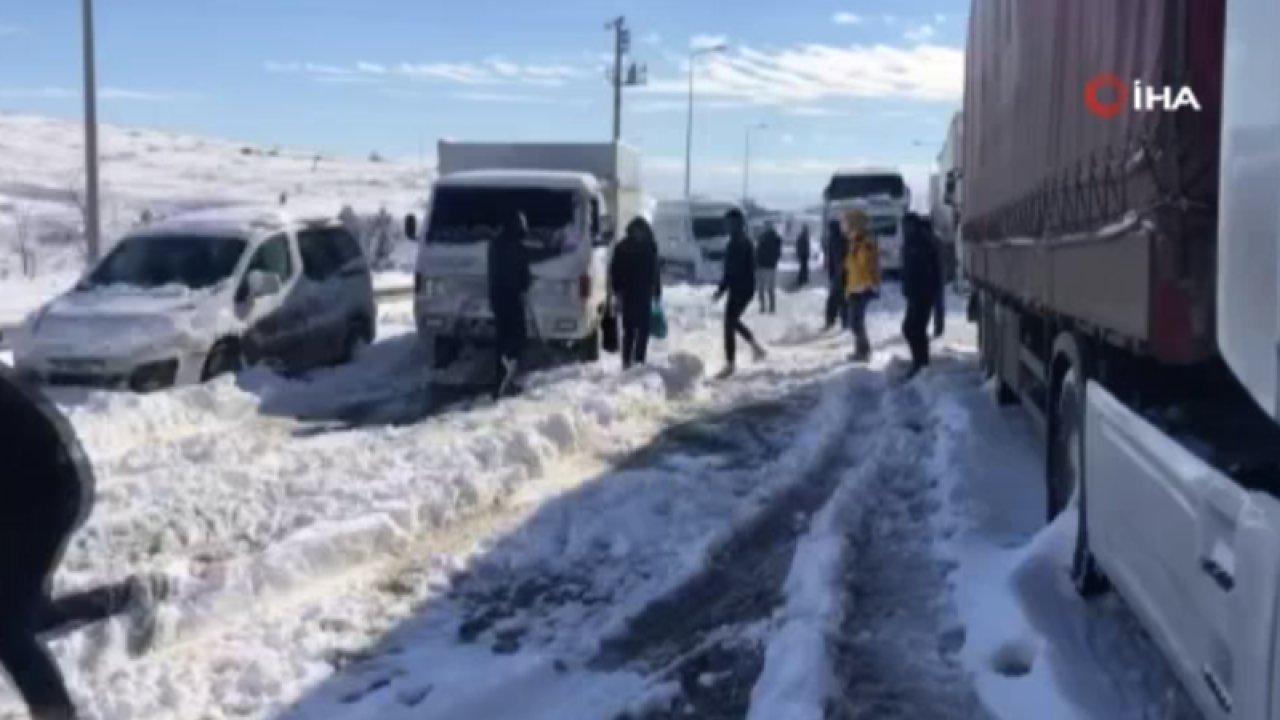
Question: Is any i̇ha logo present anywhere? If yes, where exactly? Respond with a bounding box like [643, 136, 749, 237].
[1085, 73, 1202, 118]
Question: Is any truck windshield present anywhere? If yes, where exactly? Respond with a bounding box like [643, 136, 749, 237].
[87, 235, 247, 290]
[427, 186, 578, 260]
[692, 216, 729, 240]
[826, 175, 906, 202]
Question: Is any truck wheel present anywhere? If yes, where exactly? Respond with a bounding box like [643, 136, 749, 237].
[575, 330, 601, 364]
[1051, 368, 1110, 598]
[433, 336, 461, 370]
[202, 338, 243, 382]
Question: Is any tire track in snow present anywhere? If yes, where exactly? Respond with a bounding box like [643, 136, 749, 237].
[587, 375, 888, 720]
[828, 372, 988, 720]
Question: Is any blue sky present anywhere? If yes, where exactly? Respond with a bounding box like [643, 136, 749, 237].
[0, 0, 966, 208]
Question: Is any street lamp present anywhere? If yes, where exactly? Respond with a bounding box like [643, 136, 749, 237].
[81, 0, 101, 262]
[742, 122, 768, 208]
[683, 42, 727, 198]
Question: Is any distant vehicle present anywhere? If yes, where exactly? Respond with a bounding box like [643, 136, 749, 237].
[930, 112, 964, 286]
[415, 141, 641, 368]
[965, 1, 1280, 718]
[822, 169, 910, 273]
[652, 197, 741, 283]
[13, 208, 376, 391]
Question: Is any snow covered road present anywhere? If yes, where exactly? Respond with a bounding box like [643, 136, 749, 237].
[0, 284, 1196, 720]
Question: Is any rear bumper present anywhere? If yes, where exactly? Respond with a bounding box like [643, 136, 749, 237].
[415, 301, 594, 342]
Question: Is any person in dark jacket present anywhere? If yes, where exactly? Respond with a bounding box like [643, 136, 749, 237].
[0, 367, 159, 720]
[900, 213, 943, 378]
[488, 211, 534, 398]
[932, 234, 948, 338]
[610, 217, 663, 369]
[823, 219, 849, 330]
[712, 209, 766, 377]
[754, 222, 783, 314]
[794, 225, 811, 288]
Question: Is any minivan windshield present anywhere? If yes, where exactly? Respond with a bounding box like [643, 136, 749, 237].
[825, 174, 907, 202]
[692, 216, 729, 240]
[427, 186, 579, 261]
[87, 235, 247, 290]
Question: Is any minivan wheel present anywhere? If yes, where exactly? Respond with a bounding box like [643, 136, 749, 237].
[202, 339, 243, 381]
[340, 317, 374, 364]
[1051, 367, 1110, 598]
[575, 329, 601, 364]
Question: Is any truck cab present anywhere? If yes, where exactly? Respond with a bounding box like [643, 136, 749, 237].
[822, 170, 910, 273]
[414, 170, 611, 367]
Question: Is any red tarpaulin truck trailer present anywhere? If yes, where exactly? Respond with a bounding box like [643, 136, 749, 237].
[962, 0, 1280, 717]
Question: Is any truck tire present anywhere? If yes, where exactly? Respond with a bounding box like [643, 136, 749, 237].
[1050, 367, 1110, 598]
[433, 336, 461, 370]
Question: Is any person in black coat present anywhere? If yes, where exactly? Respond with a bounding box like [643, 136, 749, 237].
[823, 219, 849, 330]
[754, 222, 783, 314]
[900, 213, 943, 378]
[712, 209, 766, 377]
[795, 225, 811, 288]
[488, 211, 534, 397]
[609, 217, 663, 369]
[0, 367, 159, 720]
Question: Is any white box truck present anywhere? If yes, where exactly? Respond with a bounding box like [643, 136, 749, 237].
[414, 142, 642, 368]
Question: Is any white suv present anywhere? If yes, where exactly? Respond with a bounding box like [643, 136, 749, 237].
[13, 208, 376, 391]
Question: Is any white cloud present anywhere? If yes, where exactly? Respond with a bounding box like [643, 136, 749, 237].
[267, 59, 584, 87]
[642, 32, 662, 46]
[832, 12, 864, 26]
[935, 13, 948, 24]
[786, 106, 841, 117]
[782, 133, 796, 145]
[642, 43, 963, 106]
[690, 34, 729, 51]
[882, 14, 899, 25]
[904, 24, 937, 43]
[0, 86, 196, 102]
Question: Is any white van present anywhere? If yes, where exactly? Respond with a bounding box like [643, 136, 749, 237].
[652, 198, 741, 284]
[13, 208, 376, 390]
[414, 170, 611, 368]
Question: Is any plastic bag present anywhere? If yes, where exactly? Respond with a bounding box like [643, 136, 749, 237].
[651, 301, 668, 340]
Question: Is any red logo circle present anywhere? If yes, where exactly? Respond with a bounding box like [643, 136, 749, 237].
[1085, 73, 1128, 119]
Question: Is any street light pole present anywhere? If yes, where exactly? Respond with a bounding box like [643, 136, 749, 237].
[683, 43, 726, 199]
[81, 0, 101, 263]
[742, 123, 767, 208]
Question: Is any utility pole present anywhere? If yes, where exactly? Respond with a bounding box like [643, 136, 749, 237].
[605, 16, 647, 143]
[82, 0, 101, 262]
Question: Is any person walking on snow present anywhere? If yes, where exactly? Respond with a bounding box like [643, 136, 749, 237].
[609, 217, 663, 369]
[1, 367, 162, 720]
[488, 211, 533, 398]
[900, 212, 943, 379]
[755, 221, 783, 314]
[843, 209, 881, 363]
[823, 219, 849, 330]
[794, 225, 811, 288]
[713, 209, 767, 378]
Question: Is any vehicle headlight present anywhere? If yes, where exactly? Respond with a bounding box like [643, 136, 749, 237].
[129, 359, 179, 392]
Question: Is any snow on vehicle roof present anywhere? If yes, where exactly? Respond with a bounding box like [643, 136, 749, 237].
[127, 206, 332, 240]
[830, 167, 903, 178]
[435, 170, 600, 193]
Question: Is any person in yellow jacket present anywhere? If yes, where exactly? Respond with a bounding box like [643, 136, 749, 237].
[842, 209, 882, 362]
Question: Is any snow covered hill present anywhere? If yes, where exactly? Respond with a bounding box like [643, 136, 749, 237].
[0, 113, 430, 328]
